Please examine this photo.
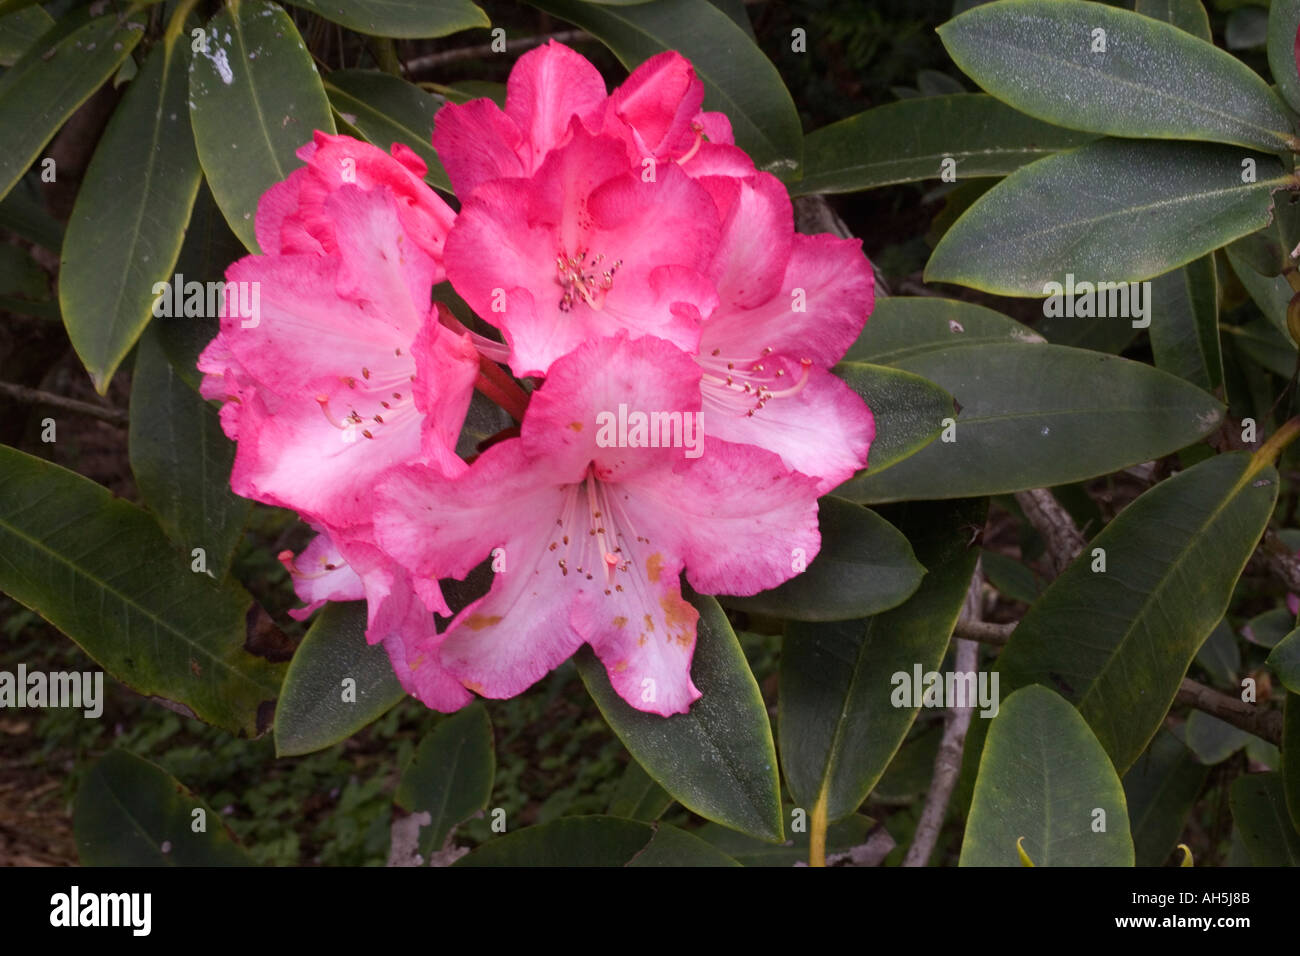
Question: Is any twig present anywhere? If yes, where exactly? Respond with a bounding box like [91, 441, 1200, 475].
[951, 619, 1283, 745]
[1014, 487, 1087, 577]
[0, 381, 128, 426]
[903, 564, 984, 867]
[404, 29, 591, 75]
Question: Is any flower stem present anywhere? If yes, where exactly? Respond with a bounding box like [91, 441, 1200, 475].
[808, 792, 829, 867]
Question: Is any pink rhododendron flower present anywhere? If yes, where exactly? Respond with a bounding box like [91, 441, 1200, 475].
[375, 334, 821, 715]
[432, 42, 747, 200]
[443, 123, 721, 377]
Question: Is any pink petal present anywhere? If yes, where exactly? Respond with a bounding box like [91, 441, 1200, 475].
[431, 97, 527, 197]
[706, 172, 793, 309]
[505, 41, 608, 169]
[606, 50, 703, 159]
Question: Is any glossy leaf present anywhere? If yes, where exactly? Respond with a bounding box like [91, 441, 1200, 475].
[837, 342, 1224, 503]
[455, 816, 739, 866]
[75, 750, 252, 866]
[282, 0, 488, 38]
[960, 685, 1134, 866]
[0, 446, 285, 736]
[273, 602, 405, 756]
[324, 70, 451, 192]
[995, 453, 1278, 773]
[1122, 729, 1209, 867]
[576, 590, 782, 842]
[1135, 0, 1211, 42]
[1267, 627, 1300, 694]
[794, 94, 1093, 195]
[1147, 257, 1223, 393]
[129, 327, 250, 577]
[780, 499, 986, 822]
[1195, 618, 1241, 687]
[720, 496, 924, 622]
[395, 703, 495, 855]
[1183, 711, 1254, 764]
[845, 296, 1044, 365]
[1270, 0, 1300, 114]
[696, 811, 876, 866]
[0, 4, 52, 66]
[189, 0, 335, 252]
[0, 8, 146, 202]
[528, 0, 802, 175]
[832, 362, 955, 475]
[61, 32, 200, 392]
[1230, 772, 1300, 864]
[927, 140, 1289, 297]
[938, 0, 1294, 151]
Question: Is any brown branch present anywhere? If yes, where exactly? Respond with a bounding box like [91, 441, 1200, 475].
[1014, 487, 1087, 577]
[0, 381, 128, 426]
[1258, 527, 1300, 593]
[951, 619, 1283, 746]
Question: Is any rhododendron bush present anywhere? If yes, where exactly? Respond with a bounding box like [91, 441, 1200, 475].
[5, 0, 1300, 874]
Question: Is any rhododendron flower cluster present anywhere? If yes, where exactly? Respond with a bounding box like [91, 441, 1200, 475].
[199, 42, 876, 717]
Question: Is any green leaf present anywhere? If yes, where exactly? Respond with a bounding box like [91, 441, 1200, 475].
[696, 811, 876, 866]
[1243, 606, 1292, 648]
[61, 32, 200, 392]
[1267, 628, 1300, 694]
[1147, 257, 1223, 393]
[189, 0, 335, 252]
[576, 590, 783, 842]
[0, 4, 52, 66]
[1034, 310, 1139, 355]
[282, 0, 488, 38]
[926, 140, 1290, 296]
[995, 452, 1278, 773]
[0, 175, 63, 250]
[1231, 771, 1300, 864]
[606, 758, 674, 821]
[845, 296, 1044, 365]
[960, 685, 1135, 866]
[1226, 243, 1295, 340]
[720, 496, 924, 622]
[455, 816, 739, 866]
[981, 550, 1041, 604]
[794, 94, 1093, 195]
[1183, 710, 1254, 764]
[938, 0, 1295, 152]
[395, 703, 495, 855]
[527, 0, 801, 176]
[1135, 0, 1212, 42]
[74, 750, 253, 866]
[1226, 5, 1269, 51]
[0, 446, 285, 736]
[1196, 618, 1241, 687]
[836, 342, 1225, 503]
[1122, 729, 1209, 867]
[832, 362, 955, 475]
[129, 327, 250, 577]
[273, 601, 405, 756]
[1270, 0, 1300, 114]
[0, 8, 147, 203]
[324, 70, 451, 192]
[780, 498, 986, 822]
[1284, 694, 1300, 834]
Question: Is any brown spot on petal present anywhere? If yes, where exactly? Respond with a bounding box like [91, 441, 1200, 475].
[613, 615, 627, 628]
[568, 421, 583, 431]
[644, 614, 654, 632]
[466, 613, 503, 631]
[614, 660, 628, 673]
[646, 552, 664, 583]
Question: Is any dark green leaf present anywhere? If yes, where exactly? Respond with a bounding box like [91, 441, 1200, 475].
[1135, 0, 1211, 42]
[1196, 618, 1241, 687]
[1123, 729, 1209, 867]
[938, 0, 1294, 151]
[527, 0, 802, 176]
[395, 703, 495, 855]
[1183, 710, 1254, 764]
[0, 4, 52, 66]
[995, 452, 1279, 773]
[189, 0, 335, 252]
[0, 8, 147, 202]
[960, 685, 1134, 866]
[1284, 694, 1300, 834]
[696, 811, 876, 866]
[832, 361, 955, 475]
[577, 590, 783, 842]
[780, 498, 986, 821]
[0, 445, 284, 736]
[1147, 257, 1223, 392]
[455, 815, 738, 866]
[836, 342, 1224, 503]
[720, 496, 924, 622]
[1230, 772, 1300, 864]
[845, 296, 1044, 365]
[926, 140, 1290, 296]
[795, 94, 1093, 195]
[606, 759, 674, 821]
[75, 750, 253, 865]
[1270, 0, 1300, 114]
[273, 601, 405, 756]
[129, 327, 250, 577]
[1267, 627, 1300, 694]
[282, 0, 488, 38]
